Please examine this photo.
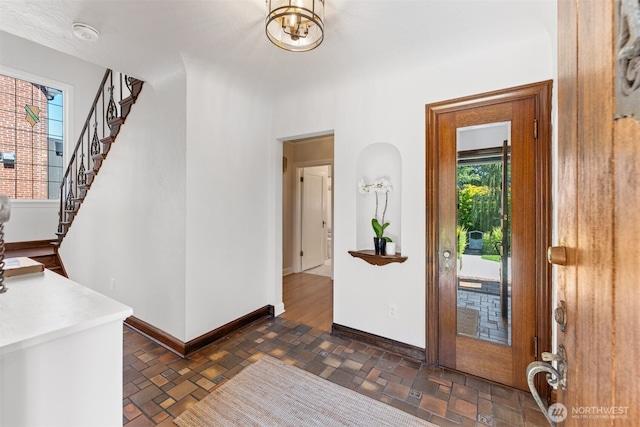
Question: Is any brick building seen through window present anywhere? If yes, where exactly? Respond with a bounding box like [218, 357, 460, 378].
[0, 73, 64, 200]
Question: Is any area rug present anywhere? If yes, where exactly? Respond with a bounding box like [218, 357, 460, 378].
[457, 306, 479, 337]
[174, 355, 436, 427]
[304, 260, 332, 278]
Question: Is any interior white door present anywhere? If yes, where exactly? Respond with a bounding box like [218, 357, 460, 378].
[300, 167, 326, 271]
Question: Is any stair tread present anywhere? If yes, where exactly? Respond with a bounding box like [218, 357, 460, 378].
[5, 247, 56, 258]
[56, 74, 143, 248]
[4, 241, 67, 278]
[120, 95, 135, 106]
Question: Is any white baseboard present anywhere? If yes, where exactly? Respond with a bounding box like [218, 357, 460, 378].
[274, 302, 285, 317]
[282, 267, 293, 276]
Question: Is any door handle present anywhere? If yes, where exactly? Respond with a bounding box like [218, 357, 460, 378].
[526, 345, 568, 426]
[541, 347, 568, 390]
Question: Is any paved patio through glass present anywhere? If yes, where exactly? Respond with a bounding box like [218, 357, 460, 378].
[457, 254, 511, 346]
[457, 288, 511, 346]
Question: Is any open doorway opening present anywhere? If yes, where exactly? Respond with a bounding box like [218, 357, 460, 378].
[281, 135, 334, 331]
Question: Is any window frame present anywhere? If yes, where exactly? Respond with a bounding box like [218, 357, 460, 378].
[0, 65, 74, 204]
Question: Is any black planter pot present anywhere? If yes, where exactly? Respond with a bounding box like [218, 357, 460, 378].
[374, 237, 387, 255]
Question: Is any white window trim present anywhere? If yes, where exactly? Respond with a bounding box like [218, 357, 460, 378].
[0, 65, 74, 201]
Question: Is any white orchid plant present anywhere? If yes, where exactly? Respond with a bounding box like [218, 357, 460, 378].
[358, 178, 393, 242]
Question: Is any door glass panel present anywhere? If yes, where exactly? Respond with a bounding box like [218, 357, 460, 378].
[456, 122, 512, 346]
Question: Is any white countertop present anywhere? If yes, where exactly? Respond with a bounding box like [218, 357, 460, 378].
[0, 269, 133, 356]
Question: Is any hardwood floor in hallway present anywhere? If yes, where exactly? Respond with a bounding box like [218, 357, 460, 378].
[279, 272, 333, 332]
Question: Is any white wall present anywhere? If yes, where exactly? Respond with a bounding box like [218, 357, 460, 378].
[270, 31, 556, 348]
[0, 31, 188, 342]
[60, 72, 188, 341]
[3, 201, 58, 242]
[183, 57, 273, 341]
[0, 31, 105, 242]
[1, 4, 557, 350]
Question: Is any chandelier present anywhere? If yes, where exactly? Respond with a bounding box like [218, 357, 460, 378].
[266, 0, 325, 52]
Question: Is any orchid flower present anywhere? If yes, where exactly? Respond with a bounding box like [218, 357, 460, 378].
[359, 177, 393, 241]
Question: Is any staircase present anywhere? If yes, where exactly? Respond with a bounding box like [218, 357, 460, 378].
[55, 70, 143, 245]
[5, 240, 67, 277]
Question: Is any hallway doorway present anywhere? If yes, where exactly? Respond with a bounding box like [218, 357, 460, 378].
[281, 135, 334, 328]
[280, 272, 332, 331]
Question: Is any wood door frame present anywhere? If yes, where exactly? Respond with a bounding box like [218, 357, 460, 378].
[425, 81, 553, 394]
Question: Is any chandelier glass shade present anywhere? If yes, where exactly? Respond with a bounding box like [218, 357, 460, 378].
[266, 0, 324, 52]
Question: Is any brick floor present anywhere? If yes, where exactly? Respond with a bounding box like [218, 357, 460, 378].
[123, 317, 547, 426]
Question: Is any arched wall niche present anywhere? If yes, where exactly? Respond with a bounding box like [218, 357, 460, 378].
[355, 143, 402, 251]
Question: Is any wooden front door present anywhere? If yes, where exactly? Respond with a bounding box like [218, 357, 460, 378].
[426, 81, 552, 392]
[555, 0, 640, 424]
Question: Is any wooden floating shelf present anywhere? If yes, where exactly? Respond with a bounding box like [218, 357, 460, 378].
[348, 250, 408, 266]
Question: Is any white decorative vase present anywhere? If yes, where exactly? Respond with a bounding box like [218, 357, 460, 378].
[385, 242, 396, 256]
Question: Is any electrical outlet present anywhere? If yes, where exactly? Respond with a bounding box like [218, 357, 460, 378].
[110, 278, 116, 291]
[388, 304, 397, 318]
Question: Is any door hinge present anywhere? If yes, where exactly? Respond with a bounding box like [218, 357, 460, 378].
[300, 176, 304, 182]
[534, 119, 538, 139]
[534, 336, 539, 359]
[300, 250, 304, 256]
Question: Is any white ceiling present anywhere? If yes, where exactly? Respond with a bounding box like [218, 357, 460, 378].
[0, 0, 556, 86]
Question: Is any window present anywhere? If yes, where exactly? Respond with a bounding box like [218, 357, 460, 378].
[0, 73, 64, 199]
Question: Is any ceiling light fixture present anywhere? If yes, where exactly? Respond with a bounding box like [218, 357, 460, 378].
[266, 0, 324, 52]
[72, 23, 100, 42]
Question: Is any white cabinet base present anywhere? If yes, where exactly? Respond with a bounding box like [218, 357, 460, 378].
[1, 321, 125, 427]
[0, 270, 132, 427]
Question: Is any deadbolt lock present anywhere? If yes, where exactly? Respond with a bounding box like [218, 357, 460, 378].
[547, 246, 568, 265]
[554, 300, 567, 332]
